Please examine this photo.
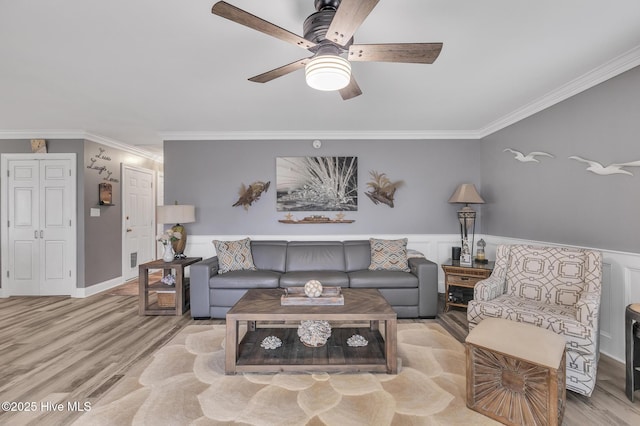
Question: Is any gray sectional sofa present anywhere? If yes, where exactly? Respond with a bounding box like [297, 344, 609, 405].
[190, 240, 438, 319]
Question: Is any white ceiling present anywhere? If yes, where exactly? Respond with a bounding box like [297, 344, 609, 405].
[1, 0, 640, 156]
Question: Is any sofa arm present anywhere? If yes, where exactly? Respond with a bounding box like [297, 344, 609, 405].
[190, 257, 219, 318]
[474, 275, 505, 301]
[575, 291, 600, 328]
[408, 257, 438, 318]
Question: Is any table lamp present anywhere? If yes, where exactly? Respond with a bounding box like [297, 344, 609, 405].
[448, 183, 485, 266]
[157, 202, 195, 258]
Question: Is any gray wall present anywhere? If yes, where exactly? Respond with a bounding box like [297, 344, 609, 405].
[164, 139, 483, 236]
[481, 65, 640, 253]
[83, 140, 162, 287]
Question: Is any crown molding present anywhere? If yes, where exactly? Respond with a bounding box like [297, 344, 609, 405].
[158, 129, 483, 141]
[478, 44, 640, 138]
[0, 130, 162, 162]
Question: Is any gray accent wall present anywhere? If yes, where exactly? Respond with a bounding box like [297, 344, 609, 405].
[481, 65, 640, 253]
[164, 139, 483, 236]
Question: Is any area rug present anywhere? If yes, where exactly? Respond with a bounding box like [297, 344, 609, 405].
[74, 323, 498, 425]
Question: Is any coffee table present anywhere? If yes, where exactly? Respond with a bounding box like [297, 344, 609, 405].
[225, 288, 398, 375]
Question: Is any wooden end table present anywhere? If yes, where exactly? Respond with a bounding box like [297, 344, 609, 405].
[441, 259, 494, 312]
[138, 256, 202, 316]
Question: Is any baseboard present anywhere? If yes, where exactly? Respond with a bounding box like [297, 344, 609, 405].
[74, 276, 125, 298]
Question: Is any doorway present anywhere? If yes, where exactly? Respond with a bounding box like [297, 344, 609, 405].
[121, 165, 155, 281]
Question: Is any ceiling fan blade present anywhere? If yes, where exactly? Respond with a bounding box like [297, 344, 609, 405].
[348, 43, 443, 63]
[326, 0, 380, 47]
[339, 76, 362, 100]
[248, 58, 310, 83]
[212, 1, 315, 50]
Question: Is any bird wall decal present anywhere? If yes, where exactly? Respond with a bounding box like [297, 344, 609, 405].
[568, 156, 640, 176]
[503, 148, 554, 163]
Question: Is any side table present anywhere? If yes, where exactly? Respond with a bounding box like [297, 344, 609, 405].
[626, 303, 640, 401]
[138, 257, 202, 316]
[441, 259, 494, 312]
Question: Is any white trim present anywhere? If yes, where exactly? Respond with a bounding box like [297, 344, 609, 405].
[74, 275, 124, 298]
[158, 130, 483, 141]
[1, 153, 77, 298]
[0, 130, 162, 163]
[478, 44, 640, 138]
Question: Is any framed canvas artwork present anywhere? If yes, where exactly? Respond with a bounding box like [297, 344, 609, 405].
[276, 156, 358, 211]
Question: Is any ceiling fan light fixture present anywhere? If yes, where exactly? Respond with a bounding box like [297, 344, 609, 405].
[305, 55, 351, 91]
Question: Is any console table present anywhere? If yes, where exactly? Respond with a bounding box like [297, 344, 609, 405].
[138, 257, 202, 316]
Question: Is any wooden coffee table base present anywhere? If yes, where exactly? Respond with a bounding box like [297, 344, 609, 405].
[225, 288, 397, 375]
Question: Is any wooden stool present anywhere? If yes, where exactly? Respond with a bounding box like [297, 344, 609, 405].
[466, 318, 566, 426]
[625, 304, 640, 401]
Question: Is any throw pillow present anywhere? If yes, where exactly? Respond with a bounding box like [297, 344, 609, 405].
[369, 238, 410, 272]
[212, 238, 256, 274]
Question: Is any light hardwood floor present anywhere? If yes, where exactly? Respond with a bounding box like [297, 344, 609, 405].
[0, 291, 638, 425]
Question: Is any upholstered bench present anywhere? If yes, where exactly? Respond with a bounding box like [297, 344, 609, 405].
[465, 318, 566, 426]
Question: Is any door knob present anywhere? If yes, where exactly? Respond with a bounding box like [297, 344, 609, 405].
[126, 228, 133, 232]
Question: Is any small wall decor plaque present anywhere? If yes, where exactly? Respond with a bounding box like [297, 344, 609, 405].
[99, 182, 113, 205]
[30, 139, 47, 153]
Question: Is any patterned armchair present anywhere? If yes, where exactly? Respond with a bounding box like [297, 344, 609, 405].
[467, 244, 602, 396]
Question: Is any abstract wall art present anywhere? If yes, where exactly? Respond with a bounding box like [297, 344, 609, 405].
[276, 157, 358, 211]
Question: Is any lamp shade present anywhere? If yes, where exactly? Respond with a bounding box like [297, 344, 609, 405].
[448, 184, 485, 205]
[305, 55, 351, 91]
[157, 204, 195, 224]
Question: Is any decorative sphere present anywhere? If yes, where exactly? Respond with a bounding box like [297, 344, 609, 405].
[304, 280, 323, 298]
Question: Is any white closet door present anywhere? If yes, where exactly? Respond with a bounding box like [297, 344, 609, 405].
[8, 160, 40, 295]
[3, 155, 75, 296]
[39, 159, 74, 295]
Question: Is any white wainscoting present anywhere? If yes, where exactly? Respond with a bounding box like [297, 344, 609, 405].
[184, 233, 640, 363]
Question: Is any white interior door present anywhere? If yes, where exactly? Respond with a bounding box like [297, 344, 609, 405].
[123, 165, 155, 281]
[7, 159, 40, 295]
[39, 159, 75, 295]
[2, 154, 76, 296]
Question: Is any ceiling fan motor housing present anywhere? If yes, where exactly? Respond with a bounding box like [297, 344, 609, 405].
[303, 9, 353, 50]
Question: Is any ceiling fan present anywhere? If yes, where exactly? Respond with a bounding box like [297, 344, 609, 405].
[211, 0, 443, 100]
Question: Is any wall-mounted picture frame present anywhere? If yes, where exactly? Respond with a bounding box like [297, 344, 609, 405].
[276, 156, 358, 211]
[99, 182, 113, 205]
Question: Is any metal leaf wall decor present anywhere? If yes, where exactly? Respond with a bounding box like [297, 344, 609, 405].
[232, 181, 270, 210]
[365, 170, 403, 208]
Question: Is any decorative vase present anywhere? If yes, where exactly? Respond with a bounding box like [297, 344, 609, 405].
[162, 244, 174, 262]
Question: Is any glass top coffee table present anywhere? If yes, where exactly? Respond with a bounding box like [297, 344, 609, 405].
[225, 288, 398, 375]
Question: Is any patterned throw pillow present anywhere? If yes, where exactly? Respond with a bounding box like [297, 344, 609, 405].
[368, 238, 410, 272]
[212, 238, 256, 274]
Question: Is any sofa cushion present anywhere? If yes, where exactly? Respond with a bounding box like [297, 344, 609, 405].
[368, 238, 410, 272]
[209, 270, 280, 289]
[280, 271, 349, 288]
[343, 240, 371, 272]
[285, 241, 346, 272]
[251, 240, 287, 272]
[213, 238, 256, 274]
[505, 245, 587, 307]
[348, 270, 418, 288]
